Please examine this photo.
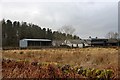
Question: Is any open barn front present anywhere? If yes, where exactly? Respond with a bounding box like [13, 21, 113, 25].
[19, 39, 52, 48]
[28, 41, 52, 47]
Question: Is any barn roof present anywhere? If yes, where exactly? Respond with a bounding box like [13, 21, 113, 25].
[65, 39, 85, 44]
[88, 38, 108, 41]
[20, 39, 52, 41]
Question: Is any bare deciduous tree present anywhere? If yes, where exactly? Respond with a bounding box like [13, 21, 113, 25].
[105, 32, 119, 39]
[58, 25, 75, 35]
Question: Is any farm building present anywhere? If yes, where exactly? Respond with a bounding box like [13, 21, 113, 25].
[88, 38, 108, 46]
[64, 40, 85, 48]
[52, 39, 88, 48]
[19, 39, 52, 48]
[107, 39, 119, 46]
[86, 38, 119, 47]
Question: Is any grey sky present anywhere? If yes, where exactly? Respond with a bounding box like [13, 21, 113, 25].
[0, 0, 119, 38]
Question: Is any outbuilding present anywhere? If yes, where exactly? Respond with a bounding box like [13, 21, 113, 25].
[85, 38, 119, 47]
[86, 38, 108, 47]
[19, 39, 52, 48]
[52, 39, 88, 48]
[64, 40, 84, 48]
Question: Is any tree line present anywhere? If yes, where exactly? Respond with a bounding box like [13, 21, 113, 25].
[1, 19, 80, 47]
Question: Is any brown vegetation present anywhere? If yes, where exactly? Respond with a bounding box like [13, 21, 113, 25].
[2, 47, 119, 79]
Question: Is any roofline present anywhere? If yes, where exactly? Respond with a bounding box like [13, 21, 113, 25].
[20, 39, 52, 41]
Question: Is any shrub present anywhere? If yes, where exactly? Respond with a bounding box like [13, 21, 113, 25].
[77, 68, 114, 79]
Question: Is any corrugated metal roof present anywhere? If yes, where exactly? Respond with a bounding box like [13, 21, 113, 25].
[21, 39, 52, 41]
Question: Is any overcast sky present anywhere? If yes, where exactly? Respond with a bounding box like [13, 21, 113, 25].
[0, 0, 119, 38]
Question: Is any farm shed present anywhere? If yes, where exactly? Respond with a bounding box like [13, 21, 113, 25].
[86, 38, 108, 47]
[19, 39, 52, 48]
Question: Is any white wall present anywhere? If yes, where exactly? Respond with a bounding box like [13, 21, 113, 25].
[73, 44, 77, 47]
[84, 43, 90, 47]
[19, 40, 28, 48]
[78, 44, 83, 48]
[67, 43, 83, 48]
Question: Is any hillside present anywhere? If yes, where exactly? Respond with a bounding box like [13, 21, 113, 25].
[1, 19, 80, 47]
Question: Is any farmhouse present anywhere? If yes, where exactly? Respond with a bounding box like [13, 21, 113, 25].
[52, 39, 88, 48]
[64, 40, 85, 48]
[19, 39, 52, 48]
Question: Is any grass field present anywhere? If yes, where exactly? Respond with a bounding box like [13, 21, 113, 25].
[2, 47, 119, 79]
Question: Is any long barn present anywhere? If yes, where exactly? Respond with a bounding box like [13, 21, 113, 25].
[86, 38, 119, 47]
[19, 39, 52, 48]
